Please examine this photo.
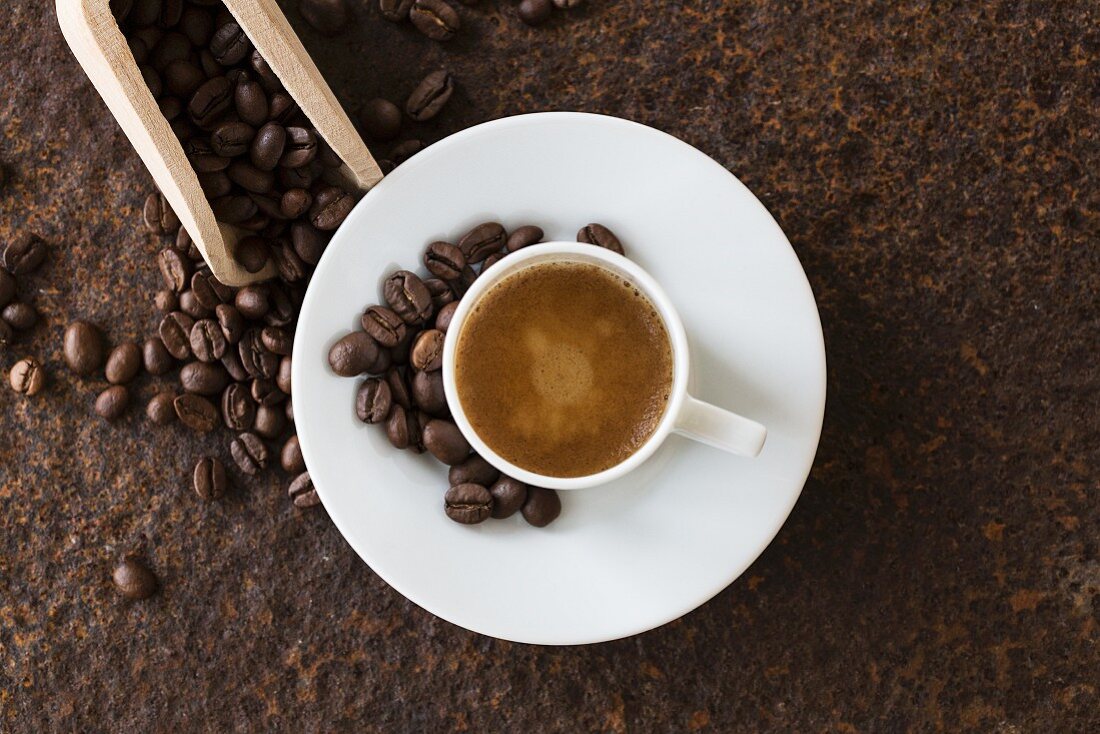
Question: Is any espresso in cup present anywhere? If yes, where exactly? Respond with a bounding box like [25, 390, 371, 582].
[454, 260, 673, 477]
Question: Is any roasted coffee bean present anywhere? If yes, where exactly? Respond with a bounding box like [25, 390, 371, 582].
[379, 0, 414, 22]
[143, 193, 179, 235]
[308, 185, 352, 230]
[385, 367, 412, 409]
[9, 357, 45, 396]
[250, 377, 286, 406]
[112, 556, 157, 600]
[279, 166, 314, 192]
[157, 248, 191, 293]
[281, 434, 305, 473]
[215, 303, 244, 345]
[230, 432, 269, 475]
[95, 385, 130, 421]
[522, 487, 561, 527]
[154, 289, 178, 312]
[444, 483, 492, 524]
[276, 355, 293, 395]
[281, 126, 318, 168]
[212, 194, 258, 223]
[158, 95, 183, 121]
[110, 0, 133, 22]
[140, 64, 163, 98]
[458, 221, 506, 263]
[422, 419, 469, 464]
[189, 76, 232, 128]
[390, 138, 422, 164]
[151, 32, 191, 72]
[159, 311, 195, 360]
[198, 48, 221, 78]
[327, 331, 380, 377]
[410, 329, 444, 371]
[0, 270, 15, 308]
[489, 476, 527, 519]
[180, 360, 229, 395]
[156, 0, 183, 28]
[359, 97, 402, 140]
[248, 121, 285, 171]
[434, 300, 458, 333]
[406, 69, 453, 122]
[577, 223, 624, 254]
[383, 270, 432, 325]
[190, 270, 232, 310]
[389, 329, 413, 366]
[279, 188, 311, 219]
[227, 160, 275, 194]
[448, 453, 499, 487]
[264, 284, 296, 327]
[518, 0, 553, 25]
[146, 390, 177, 425]
[257, 326, 291, 356]
[481, 251, 505, 272]
[267, 92, 298, 123]
[507, 224, 543, 252]
[355, 377, 392, 424]
[128, 36, 149, 65]
[360, 306, 406, 348]
[422, 278, 455, 309]
[234, 80, 268, 126]
[105, 342, 142, 385]
[423, 241, 465, 280]
[235, 285, 270, 319]
[143, 337, 174, 376]
[450, 264, 478, 297]
[189, 318, 227, 362]
[270, 241, 306, 283]
[179, 5, 214, 45]
[288, 471, 320, 507]
[1, 302, 36, 331]
[553, 0, 584, 7]
[175, 393, 218, 431]
[290, 221, 327, 265]
[410, 369, 447, 416]
[197, 170, 232, 199]
[300, 0, 348, 35]
[2, 233, 47, 276]
[254, 403, 287, 439]
[209, 120, 254, 157]
[193, 457, 228, 501]
[63, 321, 105, 376]
[240, 329, 280, 379]
[164, 60, 204, 98]
[248, 49, 280, 91]
[220, 383, 255, 431]
[179, 289, 212, 319]
[210, 22, 251, 65]
[410, 0, 460, 41]
[185, 138, 230, 173]
[385, 403, 418, 449]
[220, 352, 248, 384]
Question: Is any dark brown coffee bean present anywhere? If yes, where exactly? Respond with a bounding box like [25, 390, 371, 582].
[151, 34, 190, 72]
[379, 0, 414, 22]
[422, 419, 469, 465]
[444, 483, 492, 524]
[248, 49, 280, 90]
[140, 64, 163, 99]
[276, 355, 293, 395]
[406, 69, 454, 122]
[209, 120, 254, 157]
[385, 366, 412, 409]
[256, 326, 290, 356]
[507, 224, 543, 252]
[251, 377, 286, 406]
[210, 21, 251, 65]
[422, 241, 465, 280]
[226, 161, 274, 195]
[185, 138, 230, 173]
[180, 289, 213, 320]
[269, 241, 306, 283]
[143, 193, 179, 235]
[522, 487, 561, 527]
[2, 233, 48, 275]
[154, 289, 178, 312]
[448, 453, 499, 487]
[300, 0, 348, 35]
[95, 385, 130, 421]
[355, 377, 392, 424]
[267, 92, 298, 123]
[143, 337, 174, 376]
[489, 476, 527, 519]
[264, 283, 297, 327]
[277, 188, 311, 219]
[175, 393, 219, 432]
[327, 331, 379, 377]
[433, 301, 458, 333]
[234, 80, 268, 126]
[230, 432, 269, 475]
[198, 48, 220, 78]
[189, 318, 227, 362]
[281, 434, 305, 473]
[105, 342, 142, 385]
[281, 126, 318, 168]
[422, 277, 455, 310]
[458, 221, 506, 264]
[63, 321, 105, 376]
[410, 0, 460, 40]
[248, 121, 285, 171]
[158, 95, 183, 120]
[240, 329, 279, 379]
[385, 403, 418, 449]
[577, 223, 624, 254]
[383, 270, 432, 325]
[190, 271, 231, 311]
[308, 185, 353, 231]
[156, 0, 183, 28]
[289, 221, 326, 265]
[146, 390, 177, 425]
[450, 264, 477, 297]
[211, 194, 257, 223]
[360, 306, 406, 348]
[220, 383, 255, 431]
[193, 457, 228, 501]
[359, 97, 402, 140]
[111, 0, 133, 22]
[0, 270, 14, 309]
[254, 403, 287, 439]
[389, 330, 413, 366]
[390, 138, 422, 164]
[219, 353, 247, 384]
[213, 304, 243, 345]
[235, 285, 270, 319]
[410, 329, 444, 371]
[9, 357, 46, 396]
[179, 5, 214, 45]
[159, 311, 195, 360]
[180, 360, 229, 395]
[196, 170, 232, 199]
[112, 556, 157, 600]
[288, 471, 320, 507]
[164, 59, 204, 98]
[410, 369, 447, 416]
[2, 302, 36, 331]
[158, 249, 191, 294]
[518, 0, 553, 25]
[481, 251, 506, 272]
[189, 76, 232, 128]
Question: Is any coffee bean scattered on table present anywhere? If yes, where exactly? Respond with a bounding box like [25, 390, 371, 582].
[95, 385, 130, 421]
[2, 233, 48, 275]
[193, 457, 228, 500]
[9, 356, 46, 396]
[288, 471, 320, 508]
[518, 0, 553, 26]
[410, 0, 461, 41]
[406, 70, 454, 122]
[112, 556, 158, 600]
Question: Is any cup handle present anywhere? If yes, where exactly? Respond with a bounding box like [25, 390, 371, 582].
[673, 395, 767, 457]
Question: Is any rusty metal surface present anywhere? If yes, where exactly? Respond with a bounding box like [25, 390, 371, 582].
[1, 1, 1097, 730]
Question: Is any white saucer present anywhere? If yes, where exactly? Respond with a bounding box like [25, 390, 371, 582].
[293, 112, 826, 645]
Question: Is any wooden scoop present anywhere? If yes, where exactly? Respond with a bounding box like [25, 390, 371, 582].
[57, 0, 383, 286]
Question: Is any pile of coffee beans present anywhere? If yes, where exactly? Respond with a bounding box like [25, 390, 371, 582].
[2, 234, 49, 395]
[330, 219, 626, 527]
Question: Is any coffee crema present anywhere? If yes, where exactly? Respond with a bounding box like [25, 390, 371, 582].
[454, 260, 673, 477]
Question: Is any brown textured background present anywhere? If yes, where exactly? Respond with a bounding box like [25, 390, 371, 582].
[2, 0, 1098, 731]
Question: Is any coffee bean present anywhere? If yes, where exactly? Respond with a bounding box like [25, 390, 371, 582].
[291, 221, 328, 265]
[189, 318, 227, 362]
[179, 5, 214, 45]
[421, 419, 468, 464]
[255, 326, 290, 356]
[159, 95, 183, 120]
[1, 302, 36, 331]
[197, 171, 231, 200]
[434, 300, 458, 333]
[157, 0, 183, 28]
[234, 80, 268, 126]
[198, 48, 221, 78]
[507, 224, 543, 252]
[385, 366, 412, 409]
[105, 342, 142, 385]
[110, 0, 133, 22]
[209, 120, 254, 158]
[489, 476, 527, 518]
[112, 556, 157, 600]
[248, 49, 280, 91]
[154, 289, 178, 312]
[159, 311, 195, 360]
[215, 303, 244, 344]
[423, 240, 466, 280]
[276, 355, 293, 395]
[264, 284, 297, 327]
[278, 188, 311, 220]
[212, 194, 258, 223]
[254, 403, 287, 439]
[448, 453, 500, 487]
[449, 264, 478, 297]
[190, 270, 233, 310]
[379, 0, 414, 22]
[355, 377, 392, 423]
[175, 393, 218, 432]
[390, 138, 422, 164]
[360, 306, 406, 348]
[383, 270, 432, 325]
[422, 278, 455, 309]
[95, 385, 130, 421]
[458, 222, 506, 263]
[300, 0, 348, 35]
[481, 251, 505, 272]
[9, 357, 45, 396]
[406, 70, 453, 122]
[444, 483, 492, 524]
[218, 383, 254, 432]
[210, 22, 251, 65]
[410, 369, 447, 416]
[235, 285, 270, 319]
[63, 321, 105, 376]
[220, 352, 248, 384]
[230, 432, 269, 475]
[2, 233, 48, 275]
[410, 0, 460, 41]
[390, 330, 414, 366]
[186, 138, 230, 173]
[577, 223, 624, 254]
[189, 76, 232, 128]
[410, 329, 444, 371]
[270, 242, 306, 283]
[146, 391, 177, 426]
[553, 0, 584, 7]
[328, 331, 380, 377]
[288, 471, 320, 507]
[139, 337, 171, 377]
[141, 194, 177, 236]
[359, 98, 402, 141]
[194, 457, 228, 501]
[281, 127, 318, 168]
[157, 248, 192, 293]
[385, 403, 418, 449]
[309, 185, 353, 231]
[249, 377, 283, 407]
[248, 121, 286, 171]
[518, 0, 553, 25]
[281, 434, 305, 473]
[0, 270, 15, 308]
[268, 92, 298, 123]
[180, 360, 229, 395]
[180, 289, 213, 321]
[521, 487, 561, 527]
[240, 329, 280, 379]
[164, 59, 204, 98]
[140, 64, 163, 98]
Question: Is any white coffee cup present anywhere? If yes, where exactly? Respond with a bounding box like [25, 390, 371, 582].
[442, 242, 767, 490]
